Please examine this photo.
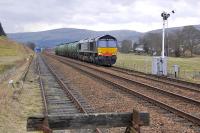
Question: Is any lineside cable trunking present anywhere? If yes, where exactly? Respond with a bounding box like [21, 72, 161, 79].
[152, 56, 167, 76]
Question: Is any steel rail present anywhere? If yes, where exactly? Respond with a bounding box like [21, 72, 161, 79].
[111, 67, 200, 93]
[41, 56, 87, 113]
[37, 56, 51, 132]
[49, 54, 200, 106]
[112, 66, 200, 91]
[41, 55, 102, 133]
[48, 54, 200, 126]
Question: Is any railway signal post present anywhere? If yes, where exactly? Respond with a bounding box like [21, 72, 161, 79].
[152, 10, 175, 76]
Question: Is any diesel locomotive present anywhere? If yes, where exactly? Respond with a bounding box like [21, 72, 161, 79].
[55, 35, 118, 66]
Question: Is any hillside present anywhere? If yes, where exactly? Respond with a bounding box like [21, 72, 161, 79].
[8, 28, 142, 47]
[0, 37, 31, 73]
[0, 37, 27, 56]
[149, 24, 200, 34]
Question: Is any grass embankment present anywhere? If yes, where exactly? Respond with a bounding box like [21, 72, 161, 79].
[0, 57, 42, 133]
[0, 36, 31, 74]
[0, 36, 41, 132]
[115, 53, 200, 82]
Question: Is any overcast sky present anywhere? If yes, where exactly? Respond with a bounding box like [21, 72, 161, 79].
[0, 0, 200, 33]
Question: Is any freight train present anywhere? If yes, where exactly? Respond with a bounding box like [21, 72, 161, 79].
[55, 35, 118, 66]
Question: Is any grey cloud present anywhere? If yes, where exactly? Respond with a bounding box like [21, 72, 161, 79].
[0, 0, 200, 33]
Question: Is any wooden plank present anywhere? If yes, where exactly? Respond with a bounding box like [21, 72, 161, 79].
[27, 112, 149, 131]
[129, 109, 150, 133]
[132, 109, 149, 126]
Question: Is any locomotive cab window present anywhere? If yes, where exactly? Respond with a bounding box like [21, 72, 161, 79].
[78, 43, 81, 50]
[98, 39, 117, 48]
[108, 40, 117, 47]
[98, 40, 107, 47]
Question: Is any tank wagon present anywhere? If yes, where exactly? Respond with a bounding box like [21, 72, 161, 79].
[55, 35, 118, 66]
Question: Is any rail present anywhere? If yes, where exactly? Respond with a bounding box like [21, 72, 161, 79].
[47, 54, 200, 126]
[28, 54, 150, 133]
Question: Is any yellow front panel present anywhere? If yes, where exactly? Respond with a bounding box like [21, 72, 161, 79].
[98, 48, 117, 56]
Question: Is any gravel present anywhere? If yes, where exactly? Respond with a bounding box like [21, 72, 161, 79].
[45, 55, 200, 133]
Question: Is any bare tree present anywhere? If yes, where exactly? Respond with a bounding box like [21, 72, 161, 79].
[160, 27, 200, 57]
[138, 37, 148, 53]
[26, 42, 36, 51]
[120, 40, 132, 53]
[167, 30, 183, 57]
[139, 33, 162, 55]
[193, 44, 200, 55]
[182, 26, 200, 56]
[133, 42, 139, 50]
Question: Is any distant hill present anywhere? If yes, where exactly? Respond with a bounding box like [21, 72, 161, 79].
[8, 28, 142, 47]
[0, 23, 6, 36]
[149, 24, 200, 34]
[7, 24, 200, 48]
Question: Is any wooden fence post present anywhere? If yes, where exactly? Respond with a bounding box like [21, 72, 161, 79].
[125, 109, 149, 133]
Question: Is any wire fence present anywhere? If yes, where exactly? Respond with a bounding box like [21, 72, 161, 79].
[168, 68, 200, 82]
[115, 62, 200, 83]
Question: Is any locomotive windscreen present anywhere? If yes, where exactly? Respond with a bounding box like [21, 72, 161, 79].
[108, 40, 117, 47]
[98, 40, 107, 47]
[98, 40, 117, 48]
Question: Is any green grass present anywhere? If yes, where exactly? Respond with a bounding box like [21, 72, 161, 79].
[0, 37, 20, 56]
[115, 53, 151, 71]
[0, 47, 18, 56]
[115, 53, 200, 82]
[0, 37, 30, 74]
[0, 36, 6, 39]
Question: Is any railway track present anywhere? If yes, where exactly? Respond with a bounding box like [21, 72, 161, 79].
[45, 53, 200, 126]
[36, 54, 102, 133]
[111, 66, 200, 93]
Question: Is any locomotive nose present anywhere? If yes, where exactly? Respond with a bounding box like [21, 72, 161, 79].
[98, 48, 117, 56]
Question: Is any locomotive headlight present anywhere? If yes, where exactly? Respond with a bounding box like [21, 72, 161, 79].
[98, 50, 102, 55]
[113, 52, 117, 55]
[112, 49, 117, 55]
[98, 52, 102, 55]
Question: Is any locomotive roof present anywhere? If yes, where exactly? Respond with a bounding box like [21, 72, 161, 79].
[56, 41, 79, 46]
[96, 35, 117, 41]
[56, 34, 117, 46]
[80, 35, 117, 42]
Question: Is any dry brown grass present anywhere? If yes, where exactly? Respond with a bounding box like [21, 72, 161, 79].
[0, 38, 40, 132]
[0, 57, 42, 133]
